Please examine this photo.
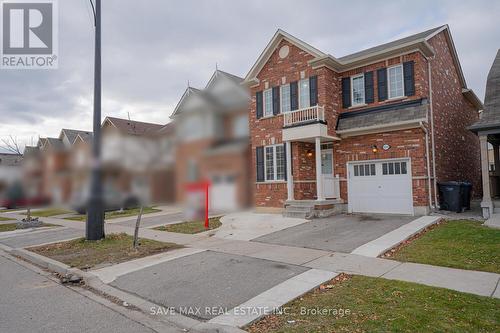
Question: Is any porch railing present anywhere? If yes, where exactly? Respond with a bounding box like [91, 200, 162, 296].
[283, 105, 325, 127]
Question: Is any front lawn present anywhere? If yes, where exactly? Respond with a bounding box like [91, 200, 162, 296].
[64, 207, 160, 221]
[247, 275, 500, 333]
[28, 233, 182, 270]
[387, 220, 500, 273]
[0, 216, 15, 221]
[154, 216, 222, 234]
[26, 208, 73, 217]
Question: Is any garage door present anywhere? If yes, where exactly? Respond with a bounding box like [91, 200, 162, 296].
[348, 159, 413, 215]
[210, 175, 238, 212]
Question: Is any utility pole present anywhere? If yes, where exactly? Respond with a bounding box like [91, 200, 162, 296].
[86, 0, 104, 240]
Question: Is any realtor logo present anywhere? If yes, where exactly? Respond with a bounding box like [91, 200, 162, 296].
[1, 0, 58, 69]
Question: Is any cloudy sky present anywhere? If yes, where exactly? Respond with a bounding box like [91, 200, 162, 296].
[1, 0, 499, 152]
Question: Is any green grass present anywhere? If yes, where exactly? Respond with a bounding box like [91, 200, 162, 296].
[0, 216, 15, 221]
[0, 222, 56, 233]
[28, 233, 182, 270]
[247, 275, 500, 333]
[154, 217, 222, 234]
[26, 208, 73, 217]
[390, 220, 500, 273]
[64, 207, 161, 222]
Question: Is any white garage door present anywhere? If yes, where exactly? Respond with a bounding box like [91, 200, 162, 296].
[348, 159, 413, 215]
[210, 175, 238, 212]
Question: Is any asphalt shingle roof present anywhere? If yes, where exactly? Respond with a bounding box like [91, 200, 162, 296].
[469, 50, 500, 132]
[336, 99, 428, 132]
[61, 129, 92, 144]
[106, 117, 165, 136]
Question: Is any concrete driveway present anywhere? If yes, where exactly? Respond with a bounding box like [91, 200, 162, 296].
[253, 214, 415, 252]
[111, 250, 307, 320]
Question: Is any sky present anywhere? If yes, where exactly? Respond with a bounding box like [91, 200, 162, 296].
[1, 0, 499, 152]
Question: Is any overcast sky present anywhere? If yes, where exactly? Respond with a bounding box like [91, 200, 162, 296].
[1, 0, 499, 152]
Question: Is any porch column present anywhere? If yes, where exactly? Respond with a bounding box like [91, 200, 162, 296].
[286, 141, 294, 200]
[315, 137, 324, 201]
[480, 135, 493, 218]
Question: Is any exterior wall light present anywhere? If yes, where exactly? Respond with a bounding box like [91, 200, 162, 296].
[306, 149, 313, 158]
[372, 145, 378, 153]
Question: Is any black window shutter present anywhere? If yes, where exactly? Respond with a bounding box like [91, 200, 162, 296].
[309, 76, 318, 106]
[290, 81, 299, 111]
[282, 143, 287, 180]
[364, 71, 374, 104]
[341, 77, 351, 108]
[377, 68, 388, 101]
[403, 61, 415, 96]
[256, 91, 263, 119]
[272, 86, 280, 115]
[256, 146, 264, 182]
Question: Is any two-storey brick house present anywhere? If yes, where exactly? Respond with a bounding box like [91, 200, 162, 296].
[245, 25, 483, 217]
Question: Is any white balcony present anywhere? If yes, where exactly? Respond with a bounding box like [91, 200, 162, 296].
[283, 105, 325, 127]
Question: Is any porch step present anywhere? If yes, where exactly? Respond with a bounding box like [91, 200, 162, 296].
[283, 199, 345, 219]
[283, 209, 311, 219]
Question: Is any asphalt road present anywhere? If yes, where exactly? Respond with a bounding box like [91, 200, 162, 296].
[253, 214, 414, 252]
[112, 250, 308, 320]
[114, 212, 185, 228]
[0, 227, 83, 248]
[0, 255, 161, 333]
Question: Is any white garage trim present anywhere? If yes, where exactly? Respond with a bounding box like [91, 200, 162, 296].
[347, 157, 414, 215]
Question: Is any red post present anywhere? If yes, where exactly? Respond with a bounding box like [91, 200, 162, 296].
[205, 182, 209, 229]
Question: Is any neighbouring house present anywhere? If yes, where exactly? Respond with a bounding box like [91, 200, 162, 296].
[100, 117, 176, 204]
[0, 152, 23, 197]
[469, 49, 500, 219]
[245, 25, 482, 217]
[170, 69, 251, 212]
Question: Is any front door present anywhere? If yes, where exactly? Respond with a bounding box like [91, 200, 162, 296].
[321, 149, 335, 198]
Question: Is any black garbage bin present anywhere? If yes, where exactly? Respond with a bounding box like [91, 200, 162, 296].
[460, 182, 472, 210]
[438, 181, 463, 213]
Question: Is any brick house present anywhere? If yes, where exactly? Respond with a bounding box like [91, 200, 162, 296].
[245, 25, 483, 217]
[171, 69, 251, 212]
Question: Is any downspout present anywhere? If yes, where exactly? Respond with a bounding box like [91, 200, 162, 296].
[420, 121, 434, 208]
[427, 59, 439, 208]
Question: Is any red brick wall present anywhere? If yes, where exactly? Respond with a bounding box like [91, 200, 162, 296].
[427, 31, 482, 198]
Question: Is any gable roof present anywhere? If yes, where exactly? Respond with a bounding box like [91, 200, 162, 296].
[170, 87, 207, 118]
[469, 50, 500, 132]
[45, 137, 65, 150]
[205, 69, 244, 89]
[103, 117, 164, 136]
[60, 128, 92, 145]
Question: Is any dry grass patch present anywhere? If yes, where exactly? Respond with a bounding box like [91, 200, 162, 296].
[28, 233, 183, 270]
[154, 216, 222, 234]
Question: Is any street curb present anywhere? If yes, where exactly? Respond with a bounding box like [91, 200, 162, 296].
[9, 245, 246, 333]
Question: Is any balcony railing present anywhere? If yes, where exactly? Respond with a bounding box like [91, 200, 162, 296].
[283, 105, 325, 127]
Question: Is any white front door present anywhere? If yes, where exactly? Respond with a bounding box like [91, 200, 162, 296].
[347, 158, 413, 215]
[321, 149, 335, 198]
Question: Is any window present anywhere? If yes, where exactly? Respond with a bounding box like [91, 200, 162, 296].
[299, 79, 310, 109]
[264, 145, 285, 181]
[281, 84, 291, 113]
[263, 89, 273, 117]
[382, 161, 407, 175]
[353, 163, 376, 177]
[233, 114, 249, 138]
[351, 75, 365, 106]
[388, 65, 404, 99]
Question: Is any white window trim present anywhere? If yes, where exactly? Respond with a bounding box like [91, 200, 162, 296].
[350, 74, 365, 106]
[280, 84, 291, 113]
[263, 88, 273, 117]
[264, 144, 285, 182]
[387, 64, 405, 100]
[298, 78, 310, 110]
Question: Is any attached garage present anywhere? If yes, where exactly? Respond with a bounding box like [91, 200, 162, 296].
[347, 158, 413, 215]
[210, 174, 238, 212]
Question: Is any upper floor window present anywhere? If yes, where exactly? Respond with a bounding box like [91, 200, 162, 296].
[388, 65, 404, 99]
[299, 78, 310, 109]
[281, 85, 291, 113]
[233, 114, 249, 138]
[351, 74, 365, 106]
[263, 89, 273, 117]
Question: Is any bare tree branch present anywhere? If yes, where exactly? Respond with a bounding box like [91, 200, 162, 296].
[0, 135, 22, 155]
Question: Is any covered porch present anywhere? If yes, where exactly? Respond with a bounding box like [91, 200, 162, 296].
[281, 105, 343, 217]
[469, 50, 500, 221]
